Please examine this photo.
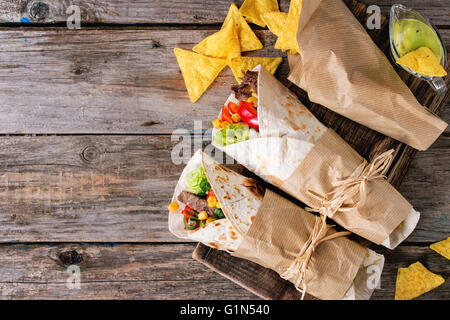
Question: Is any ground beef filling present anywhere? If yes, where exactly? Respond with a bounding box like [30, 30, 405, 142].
[177, 191, 215, 216]
[230, 70, 258, 100]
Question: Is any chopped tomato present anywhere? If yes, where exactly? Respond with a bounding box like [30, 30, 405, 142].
[221, 104, 233, 123]
[228, 101, 239, 114]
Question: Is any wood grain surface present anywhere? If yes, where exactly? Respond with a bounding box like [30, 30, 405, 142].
[0, 243, 446, 299]
[0, 0, 448, 300]
[0, 133, 448, 243]
[0, 0, 448, 26]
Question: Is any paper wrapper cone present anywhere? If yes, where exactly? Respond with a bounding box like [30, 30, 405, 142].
[169, 151, 384, 300]
[231, 189, 384, 300]
[212, 65, 419, 248]
[287, 0, 447, 151]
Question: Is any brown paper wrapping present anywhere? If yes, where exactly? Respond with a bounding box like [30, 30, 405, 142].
[287, 0, 447, 151]
[232, 189, 367, 300]
[281, 129, 412, 244]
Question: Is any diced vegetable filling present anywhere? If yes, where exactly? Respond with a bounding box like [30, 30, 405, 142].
[174, 167, 226, 231]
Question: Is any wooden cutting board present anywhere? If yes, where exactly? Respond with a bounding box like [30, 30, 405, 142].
[193, 0, 450, 300]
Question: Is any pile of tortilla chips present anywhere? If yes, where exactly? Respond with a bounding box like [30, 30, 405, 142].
[174, 3, 282, 103]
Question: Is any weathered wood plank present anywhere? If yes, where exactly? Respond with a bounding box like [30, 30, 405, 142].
[0, 26, 447, 135]
[0, 135, 182, 242]
[194, 243, 450, 300]
[0, 132, 448, 243]
[0, 243, 258, 299]
[1, 242, 445, 299]
[0, 0, 448, 26]
[0, 28, 286, 134]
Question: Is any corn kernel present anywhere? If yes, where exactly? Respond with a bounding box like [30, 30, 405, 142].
[206, 217, 215, 224]
[248, 96, 258, 105]
[212, 118, 222, 129]
[216, 201, 221, 209]
[207, 195, 217, 208]
[198, 211, 208, 220]
[168, 201, 179, 212]
[231, 113, 241, 123]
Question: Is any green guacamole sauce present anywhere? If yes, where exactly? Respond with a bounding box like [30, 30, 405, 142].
[393, 18, 443, 62]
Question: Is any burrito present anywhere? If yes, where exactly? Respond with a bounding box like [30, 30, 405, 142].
[287, 0, 447, 151]
[211, 65, 420, 249]
[168, 150, 385, 300]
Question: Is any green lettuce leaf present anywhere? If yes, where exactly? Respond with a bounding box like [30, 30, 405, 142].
[186, 166, 211, 196]
[214, 123, 249, 146]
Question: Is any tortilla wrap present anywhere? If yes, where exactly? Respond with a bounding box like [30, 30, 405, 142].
[212, 65, 419, 249]
[168, 150, 384, 299]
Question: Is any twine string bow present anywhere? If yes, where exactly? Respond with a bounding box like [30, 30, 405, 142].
[307, 149, 395, 218]
[280, 213, 350, 299]
[280, 149, 394, 299]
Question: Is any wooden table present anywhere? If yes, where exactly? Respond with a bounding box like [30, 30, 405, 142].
[0, 0, 448, 299]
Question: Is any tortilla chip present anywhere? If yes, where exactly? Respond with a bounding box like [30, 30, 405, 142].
[239, 0, 279, 27]
[193, 20, 241, 61]
[430, 237, 450, 260]
[262, 11, 288, 37]
[229, 56, 282, 83]
[396, 46, 447, 77]
[223, 4, 262, 52]
[395, 262, 445, 300]
[174, 48, 227, 103]
[274, 0, 302, 54]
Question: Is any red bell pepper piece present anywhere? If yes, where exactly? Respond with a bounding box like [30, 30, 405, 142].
[207, 189, 215, 199]
[221, 104, 233, 123]
[182, 205, 195, 219]
[227, 101, 239, 114]
[238, 101, 259, 130]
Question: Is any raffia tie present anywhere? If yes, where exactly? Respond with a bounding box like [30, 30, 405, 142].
[307, 149, 395, 219]
[280, 149, 394, 299]
[280, 213, 350, 299]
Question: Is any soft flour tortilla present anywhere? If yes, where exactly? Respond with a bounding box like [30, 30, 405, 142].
[212, 65, 419, 249]
[201, 150, 264, 236]
[168, 150, 264, 252]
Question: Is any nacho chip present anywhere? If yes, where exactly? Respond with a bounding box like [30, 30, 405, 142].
[430, 237, 450, 260]
[223, 3, 262, 52]
[262, 11, 288, 37]
[174, 48, 227, 103]
[239, 0, 279, 27]
[229, 56, 282, 83]
[274, 0, 302, 54]
[193, 20, 241, 61]
[396, 46, 447, 77]
[395, 262, 445, 300]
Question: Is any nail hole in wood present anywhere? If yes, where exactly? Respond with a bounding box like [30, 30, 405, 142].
[58, 250, 83, 266]
[28, 1, 50, 21]
[149, 40, 161, 48]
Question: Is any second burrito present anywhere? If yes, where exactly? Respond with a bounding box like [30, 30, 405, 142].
[211, 65, 420, 249]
